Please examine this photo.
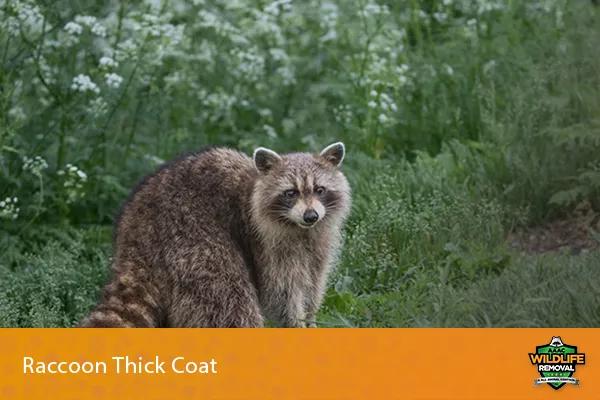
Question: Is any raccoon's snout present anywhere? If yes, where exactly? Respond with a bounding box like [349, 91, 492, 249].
[303, 209, 319, 224]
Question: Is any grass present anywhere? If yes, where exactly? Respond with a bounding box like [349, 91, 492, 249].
[2, 190, 599, 328]
[1, 0, 600, 327]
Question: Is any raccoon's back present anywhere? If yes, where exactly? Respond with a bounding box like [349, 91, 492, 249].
[113, 146, 258, 265]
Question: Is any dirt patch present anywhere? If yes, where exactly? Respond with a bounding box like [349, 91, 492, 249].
[508, 201, 600, 255]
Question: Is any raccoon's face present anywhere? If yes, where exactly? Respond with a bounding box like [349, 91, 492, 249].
[251, 142, 351, 230]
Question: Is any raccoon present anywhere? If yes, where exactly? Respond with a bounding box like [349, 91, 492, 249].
[77, 142, 351, 328]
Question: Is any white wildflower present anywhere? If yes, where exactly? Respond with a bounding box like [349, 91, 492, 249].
[333, 104, 353, 125]
[105, 73, 123, 89]
[319, 2, 339, 43]
[5, 0, 45, 36]
[258, 108, 273, 118]
[276, 65, 296, 86]
[197, 10, 242, 41]
[91, 23, 107, 37]
[115, 39, 138, 62]
[264, 0, 293, 17]
[57, 164, 88, 204]
[0, 197, 19, 220]
[483, 60, 496, 75]
[74, 15, 97, 27]
[22, 156, 48, 177]
[269, 48, 288, 62]
[99, 56, 118, 68]
[71, 74, 100, 94]
[8, 107, 26, 121]
[368, 89, 396, 124]
[229, 47, 265, 83]
[143, 0, 163, 11]
[64, 22, 83, 35]
[88, 97, 108, 117]
[263, 124, 277, 138]
[358, 2, 390, 18]
[433, 12, 448, 23]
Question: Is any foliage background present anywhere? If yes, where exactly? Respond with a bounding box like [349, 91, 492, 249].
[1, 0, 599, 327]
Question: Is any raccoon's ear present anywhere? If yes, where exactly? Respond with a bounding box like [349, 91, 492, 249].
[253, 147, 282, 173]
[319, 142, 345, 167]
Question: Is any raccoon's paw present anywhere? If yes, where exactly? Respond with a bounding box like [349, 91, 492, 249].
[280, 318, 306, 328]
[306, 314, 317, 328]
[294, 321, 308, 328]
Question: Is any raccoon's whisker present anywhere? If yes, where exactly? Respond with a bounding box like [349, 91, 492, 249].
[268, 211, 289, 219]
[267, 205, 291, 211]
[269, 208, 291, 213]
[276, 217, 294, 226]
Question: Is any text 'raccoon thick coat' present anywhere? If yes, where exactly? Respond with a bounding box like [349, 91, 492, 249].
[78, 143, 351, 328]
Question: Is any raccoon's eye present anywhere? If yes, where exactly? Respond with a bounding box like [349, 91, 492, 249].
[284, 189, 298, 198]
[315, 186, 326, 195]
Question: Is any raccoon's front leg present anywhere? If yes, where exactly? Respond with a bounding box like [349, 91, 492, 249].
[262, 283, 306, 328]
[277, 290, 307, 328]
[303, 275, 327, 328]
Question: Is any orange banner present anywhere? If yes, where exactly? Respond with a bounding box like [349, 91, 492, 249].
[0, 328, 596, 399]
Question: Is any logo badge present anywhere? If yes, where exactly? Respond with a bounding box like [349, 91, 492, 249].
[529, 336, 586, 390]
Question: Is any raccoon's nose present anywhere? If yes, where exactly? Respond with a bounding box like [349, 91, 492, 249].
[303, 209, 319, 224]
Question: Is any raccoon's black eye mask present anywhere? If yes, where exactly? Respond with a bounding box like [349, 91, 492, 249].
[283, 186, 326, 198]
[284, 189, 298, 198]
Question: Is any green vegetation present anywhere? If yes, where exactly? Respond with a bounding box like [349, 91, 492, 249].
[1, 0, 599, 327]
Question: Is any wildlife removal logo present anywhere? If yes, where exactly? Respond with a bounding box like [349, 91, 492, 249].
[529, 336, 586, 390]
